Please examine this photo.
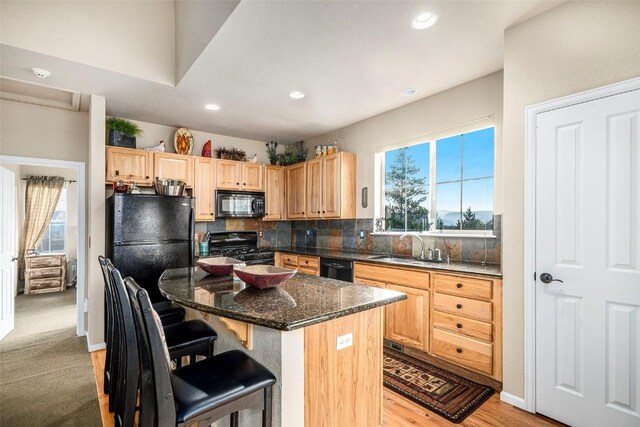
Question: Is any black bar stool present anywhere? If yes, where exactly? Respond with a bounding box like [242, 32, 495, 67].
[100, 257, 218, 414]
[126, 277, 276, 427]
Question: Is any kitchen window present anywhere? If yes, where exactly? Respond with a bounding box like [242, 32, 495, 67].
[37, 188, 67, 253]
[379, 127, 494, 234]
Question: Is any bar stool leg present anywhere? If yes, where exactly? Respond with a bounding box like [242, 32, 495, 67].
[190, 354, 197, 365]
[262, 386, 273, 427]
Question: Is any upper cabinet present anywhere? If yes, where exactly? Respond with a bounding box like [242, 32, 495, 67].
[286, 162, 307, 219]
[105, 146, 153, 185]
[300, 152, 356, 220]
[193, 157, 217, 221]
[153, 152, 194, 187]
[217, 160, 264, 191]
[264, 165, 285, 221]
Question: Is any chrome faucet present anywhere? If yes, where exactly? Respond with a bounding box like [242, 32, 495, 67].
[434, 248, 443, 262]
[400, 233, 427, 260]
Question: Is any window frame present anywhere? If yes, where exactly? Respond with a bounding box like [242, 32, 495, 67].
[377, 125, 496, 237]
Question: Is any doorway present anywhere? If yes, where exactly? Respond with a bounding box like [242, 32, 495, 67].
[0, 155, 86, 338]
[524, 78, 640, 426]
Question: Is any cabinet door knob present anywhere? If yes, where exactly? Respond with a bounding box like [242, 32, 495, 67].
[305, 260, 308, 264]
[456, 283, 463, 288]
[456, 348, 463, 354]
[456, 323, 463, 329]
[243, 182, 246, 185]
[322, 210, 325, 214]
[145, 176, 149, 179]
[456, 304, 462, 309]
[156, 176, 159, 180]
[236, 182, 240, 185]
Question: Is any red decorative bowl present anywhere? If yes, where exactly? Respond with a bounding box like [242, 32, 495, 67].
[233, 265, 297, 289]
[197, 257, 245, 276]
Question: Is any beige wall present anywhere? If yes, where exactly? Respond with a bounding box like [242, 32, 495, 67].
[0, 1, 175, 85]
[502, 1, 640, 398]
[306, 71, 504, 219]
[130, 119, 270, 163]
[0, 99, 89, 161]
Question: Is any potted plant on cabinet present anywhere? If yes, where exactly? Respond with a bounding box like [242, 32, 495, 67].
[106, 117, 142, 149]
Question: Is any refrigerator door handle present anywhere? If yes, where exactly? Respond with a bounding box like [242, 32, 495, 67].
[188, 207, 194, 267]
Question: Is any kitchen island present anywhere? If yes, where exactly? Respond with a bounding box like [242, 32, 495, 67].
[159, 267, 406, 427]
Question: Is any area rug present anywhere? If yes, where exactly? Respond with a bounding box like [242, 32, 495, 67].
[383, 347, 494, 423]
[0, 290, 101, 427]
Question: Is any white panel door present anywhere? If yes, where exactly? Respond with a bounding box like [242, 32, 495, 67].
[0, 166, 17, 341]
[536, 89, 640, 426]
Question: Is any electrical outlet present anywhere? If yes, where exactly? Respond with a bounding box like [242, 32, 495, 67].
[306, 229, 312, 236]
[359, 230, 365, 239]
[336, 333, 353, 350]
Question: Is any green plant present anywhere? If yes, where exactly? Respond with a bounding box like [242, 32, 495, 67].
[265, 141, 278, 165]
[106, 117, 142, 137]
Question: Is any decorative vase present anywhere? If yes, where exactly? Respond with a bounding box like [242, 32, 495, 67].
[202, 140, 212, 157]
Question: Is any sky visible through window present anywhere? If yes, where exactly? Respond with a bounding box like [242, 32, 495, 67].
[383, 127, 494, 232]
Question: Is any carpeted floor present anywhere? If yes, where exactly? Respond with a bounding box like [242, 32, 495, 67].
[0, 289, 102, 427]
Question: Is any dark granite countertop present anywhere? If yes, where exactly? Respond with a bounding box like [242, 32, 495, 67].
[158, 267, 406, 331]
[273, 247, 502, 278]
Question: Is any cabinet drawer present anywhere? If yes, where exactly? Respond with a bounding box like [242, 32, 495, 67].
[27, 256, 63, 268]
[433, 311, 492, 342]
[433, 274, 493, 300]
[282, 254, 298, 268]
[433, 293, 492, 322]
[297, 256, 319, 269]
[298, 267, 319, 276]
[29, 278, 64, 291]
[432, 329, 493, 375]
[354, 262, 429, 290]
[28, 267, 63, 280]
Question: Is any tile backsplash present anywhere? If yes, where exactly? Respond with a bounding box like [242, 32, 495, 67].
[195, 215, 501, 266]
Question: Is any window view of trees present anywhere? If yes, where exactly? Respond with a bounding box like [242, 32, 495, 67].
[383, 127, 494, 233]
[384, 146, 430, 231]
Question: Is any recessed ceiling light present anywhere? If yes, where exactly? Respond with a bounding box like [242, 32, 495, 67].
[204, 104, 220, 111]
[400, 88, 417, 97]
[31, 67, 52, 79]
[289, 91, 305, 99]
[411, 13, 438, 30]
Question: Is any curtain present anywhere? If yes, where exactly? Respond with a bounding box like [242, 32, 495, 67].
[18, 176, 65, 280]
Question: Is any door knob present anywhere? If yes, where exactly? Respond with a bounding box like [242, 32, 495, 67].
[540, 273, 563, 284]
[11, 257, 18, 262]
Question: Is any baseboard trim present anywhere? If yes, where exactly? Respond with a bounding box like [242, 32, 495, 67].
[87, 342, 106, 352]
[500, 391, 528, 411]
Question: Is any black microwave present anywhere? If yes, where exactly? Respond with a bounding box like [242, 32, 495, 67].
[215, 190, 265, 218]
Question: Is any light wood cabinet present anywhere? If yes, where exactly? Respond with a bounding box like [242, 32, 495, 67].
[286, 163, 306, 219]
[275, 252, 319, 275]
[264, 166, 285, 221]
[105, 146, 153, 185]
[303, 153, 356, 219]
[431, 272, 502, 380]
[354, 261, 502, 381]
[24, 254, 66, 295]
[153, 152, 194, 187]
[354, 262, 430, 352]
[216, 160, 264, 191]
[193, 157, 217, 221]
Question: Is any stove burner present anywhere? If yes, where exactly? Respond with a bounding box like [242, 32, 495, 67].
[207, 231, 274, 263]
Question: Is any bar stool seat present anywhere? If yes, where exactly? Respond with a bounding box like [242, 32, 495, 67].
[153, 300, 186, 326]
[165, 319, 218, 363]
[171, 350, 276, 424]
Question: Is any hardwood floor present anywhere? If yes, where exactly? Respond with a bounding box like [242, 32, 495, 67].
[90, 349, 562, 427]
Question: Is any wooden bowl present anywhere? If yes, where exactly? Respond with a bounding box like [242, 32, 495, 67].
[233, 265, 297, 289]
[197, 257, 245, 276]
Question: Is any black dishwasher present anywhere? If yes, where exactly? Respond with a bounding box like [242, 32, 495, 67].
[320, 258, 354, 282]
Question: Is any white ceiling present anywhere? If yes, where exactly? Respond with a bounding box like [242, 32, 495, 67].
[0, 1, 560, 142]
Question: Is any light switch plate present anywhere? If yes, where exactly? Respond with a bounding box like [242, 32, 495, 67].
[336, 333, 353, 350]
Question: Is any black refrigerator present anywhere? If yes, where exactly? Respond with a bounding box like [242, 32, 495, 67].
[106, 193, 194, 302]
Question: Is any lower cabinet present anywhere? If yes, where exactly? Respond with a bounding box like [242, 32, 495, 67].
[354, 262, 430, 353]
[275, 252, 319, 276]
[355, 261, 503, 381]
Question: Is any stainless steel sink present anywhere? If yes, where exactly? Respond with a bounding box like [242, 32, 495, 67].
[367, 255, 444, 265]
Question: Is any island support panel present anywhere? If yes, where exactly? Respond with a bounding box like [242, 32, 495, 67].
[305, 307, 383, 427]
